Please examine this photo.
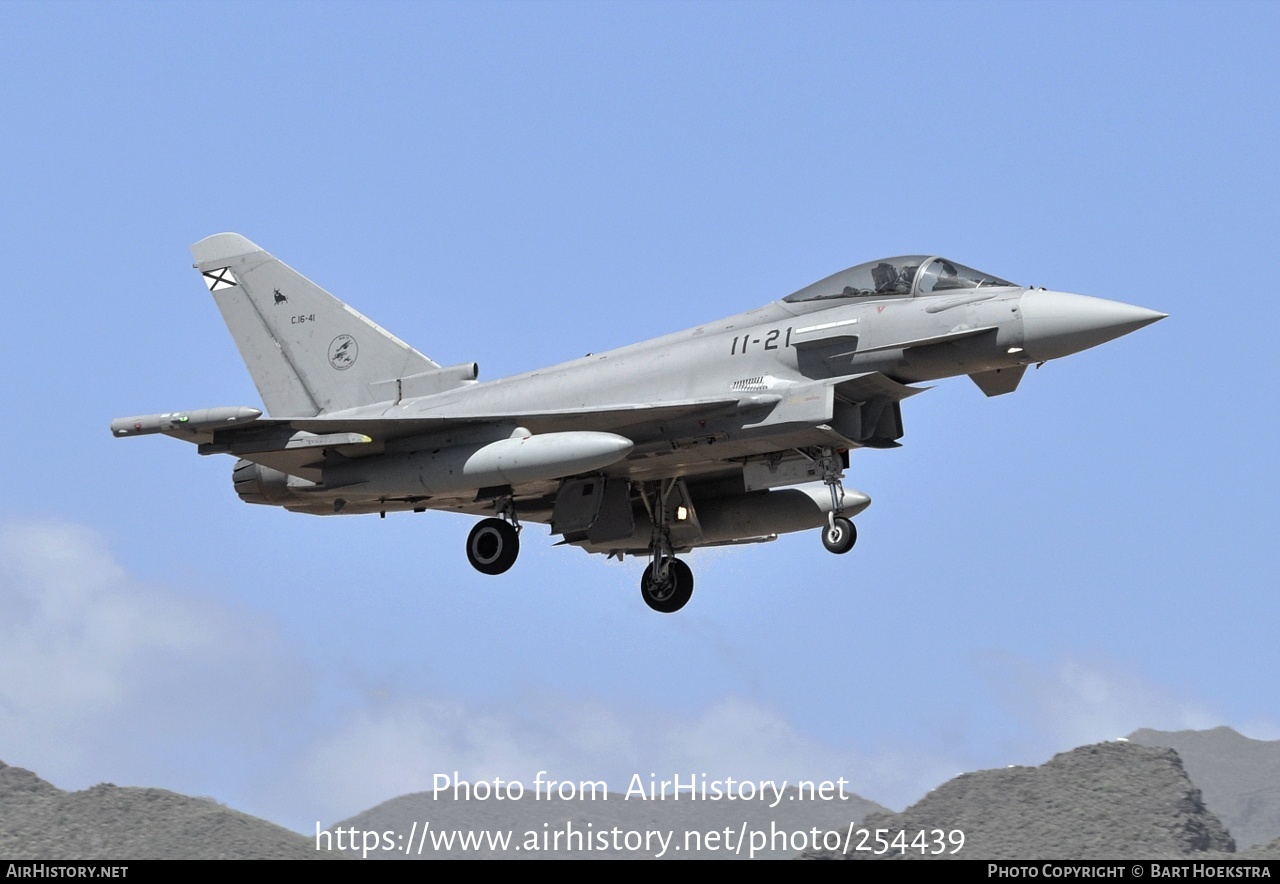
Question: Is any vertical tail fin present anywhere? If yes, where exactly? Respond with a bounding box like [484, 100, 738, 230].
[191, 233, 440, 416]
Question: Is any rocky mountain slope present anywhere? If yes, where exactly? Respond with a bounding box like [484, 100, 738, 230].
[1128, 726, 1280, 851]
[803, 743, 1235, 860]
[0, 761, 334, 860]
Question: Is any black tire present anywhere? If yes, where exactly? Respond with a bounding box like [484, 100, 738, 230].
[641, 558, 694, 613]
[821, 517, 857, 554]
[466, 518, 520, 575]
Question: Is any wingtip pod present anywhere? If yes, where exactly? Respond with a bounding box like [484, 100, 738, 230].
[110, 406, 262, 437]
[190, 233, 264, 267]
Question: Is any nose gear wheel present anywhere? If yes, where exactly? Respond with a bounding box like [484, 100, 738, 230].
[822, 516, 857, 554]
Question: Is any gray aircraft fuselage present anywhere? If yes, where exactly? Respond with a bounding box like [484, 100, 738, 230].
[112, 240, 1165, 612]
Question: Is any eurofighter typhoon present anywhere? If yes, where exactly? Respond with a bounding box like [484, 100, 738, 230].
[113, 235, 1164, 612]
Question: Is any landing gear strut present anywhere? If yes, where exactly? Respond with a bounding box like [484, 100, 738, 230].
[816, 446, 858, 555]
[638, 479, 694, 613]
[466, 498, 521, 575]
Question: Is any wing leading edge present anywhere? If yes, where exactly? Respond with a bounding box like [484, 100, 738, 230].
[111, 395, 750, 479]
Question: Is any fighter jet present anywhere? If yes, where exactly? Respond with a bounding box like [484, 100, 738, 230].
[112, 235, 1164, 612]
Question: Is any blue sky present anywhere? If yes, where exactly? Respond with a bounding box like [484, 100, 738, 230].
[1, 1, 1277, 833]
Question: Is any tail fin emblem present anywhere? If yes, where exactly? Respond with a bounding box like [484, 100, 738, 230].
[202, 267, 239, 291]
[328, 334, 358, 370]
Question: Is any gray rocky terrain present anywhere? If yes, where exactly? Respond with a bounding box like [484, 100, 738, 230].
[803, 742, 1236, 860]
[1128, 726, 1280, 852]
[5, 727, 1280, 859]
[331, 785, 889, 859]
[1238, 836, 1280, 860]
[0, 761, 335, 860]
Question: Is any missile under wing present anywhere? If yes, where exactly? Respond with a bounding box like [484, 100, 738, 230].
[113, 236, 1165, 613]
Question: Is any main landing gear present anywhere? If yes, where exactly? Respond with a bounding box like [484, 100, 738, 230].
[638, 478, 694, 613]
[466, 499, 521, 575]
[641, 558, 693, 614]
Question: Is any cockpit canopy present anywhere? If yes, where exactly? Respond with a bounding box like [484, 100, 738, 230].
[783, 256, 1018, 304]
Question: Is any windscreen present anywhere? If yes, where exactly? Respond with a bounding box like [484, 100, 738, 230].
[784, 256, 1017, 303]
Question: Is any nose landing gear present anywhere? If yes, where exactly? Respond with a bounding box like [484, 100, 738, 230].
[822, 516, 857, 554]
[816, 446, 858, 555]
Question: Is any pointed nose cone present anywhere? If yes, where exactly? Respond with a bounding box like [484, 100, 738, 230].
[1020, 290, 1166, 361]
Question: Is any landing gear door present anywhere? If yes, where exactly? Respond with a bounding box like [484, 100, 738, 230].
[588, 479, 635, 543]
[743, 455, 822, 492]
[552, 477, 635, 543]
[551, 477, 605, 533]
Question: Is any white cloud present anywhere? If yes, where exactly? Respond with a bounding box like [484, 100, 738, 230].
[0, 520, 304, 794]
[979, 652, 1222, 757]
[10, 520, 1259, 837]
[288, 694, 961, 826]
[2, 520, 959, 830]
